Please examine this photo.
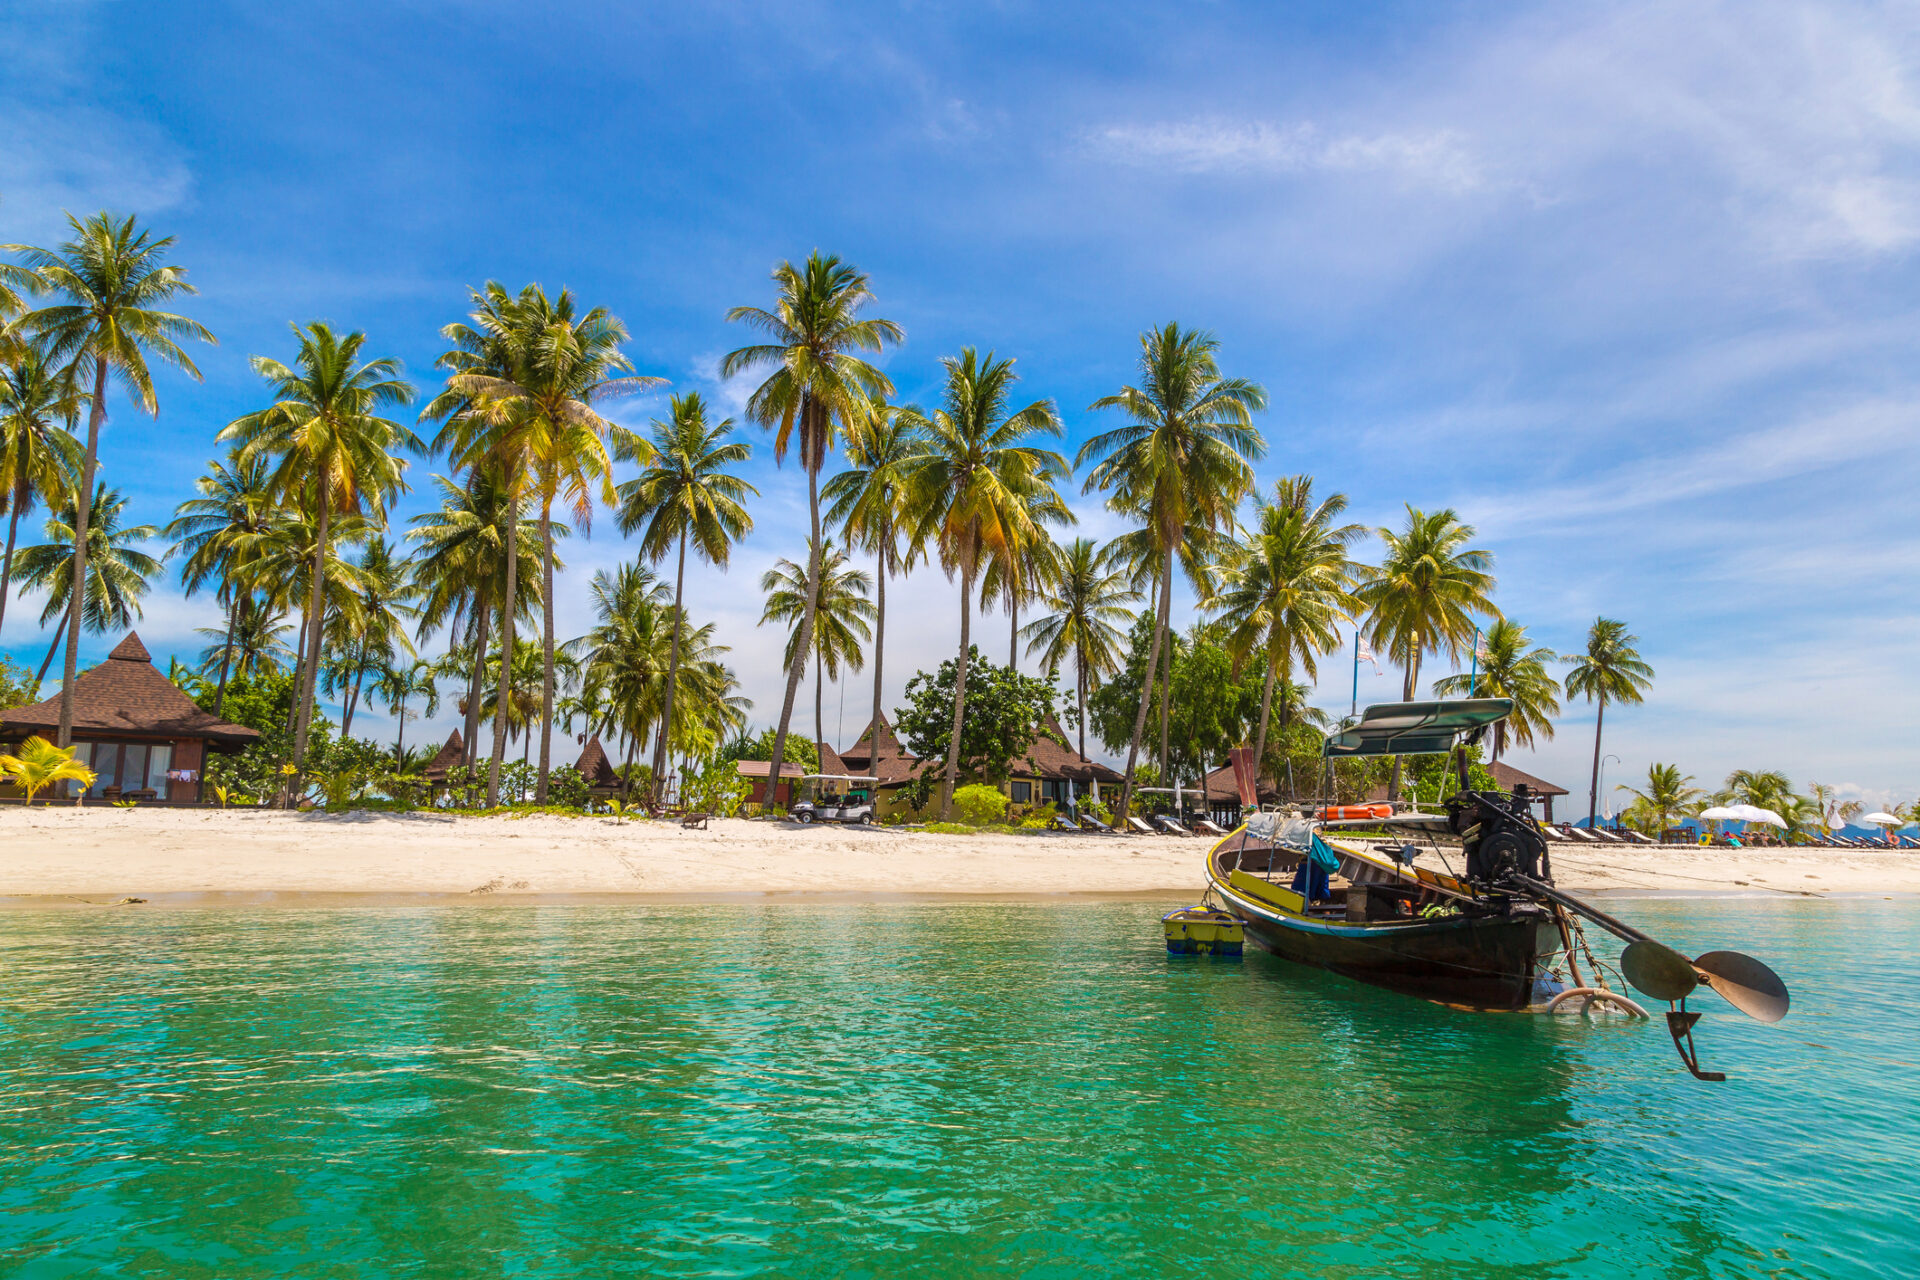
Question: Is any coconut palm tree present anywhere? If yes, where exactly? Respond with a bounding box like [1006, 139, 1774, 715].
[11, 483, 160, 684]
[1020, 536, 1140, 762]
[1807, 782, 1863, 839]
[408, 469, 546, 769]
[1564, 617, 1655, 828]
[1077, 324, 1266, 820]
[376, 660, 441, 761]
[165, 448, 281, 715]
[615, 392, 756, 801]
[0, 340, 84, 643]
[721, 252, 902, 810]
[1432, 618, 1561, 761]
[759, 540, 875, 754]
[1352, 507, 1498, 800]
[194, 596, 295, 682]
[322, 536, 419, 738]
[980, 506, 1071, 672]
[903, 348, 1068, 819]
[567, 562, 675, 793]
[1619, 763, 1705, 836]
[823, 398, 928, 771]
[431, 283, 662, 802]
[1211, 475, 1362, 772]
[5, 213, 215, 745]
[220, 322, 416, 776]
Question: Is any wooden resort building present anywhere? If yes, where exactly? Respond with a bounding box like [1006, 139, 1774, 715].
[574, 735, 622, 796]
[1487, 761, 1569, 823]
[0, 632, 259, 804]
[824, 711, 1118, 818]
[423, 729, 465, 786]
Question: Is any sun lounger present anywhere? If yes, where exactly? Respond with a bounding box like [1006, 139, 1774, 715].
[1192, 818, 1230, 836]
[1620, 830, 1656, 845]
[1558, 825, 1597, 842]
[1078, 814, 1114, 833]
[679, 811, 710, 830]
[1052, 814, 1082, 832]
[1154, 815, 1194, 837]
[1127, 816, 1160, 835]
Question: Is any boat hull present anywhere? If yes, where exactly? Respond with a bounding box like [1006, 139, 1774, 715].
[1231, 903, 1547, 1010]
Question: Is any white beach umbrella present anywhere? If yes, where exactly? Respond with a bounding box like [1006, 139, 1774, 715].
[1731, 804, 1788, 828]
[1698, 806, 1739, 822]
[1861, 811, 1901, 825]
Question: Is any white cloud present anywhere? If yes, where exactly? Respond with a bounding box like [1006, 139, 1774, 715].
[0, 106, 192, 240]
[1084, 120, 1490, 194]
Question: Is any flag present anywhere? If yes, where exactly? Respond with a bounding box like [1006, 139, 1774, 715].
[1228, 746, 1258, 807]
[1355, 633, 1382, 675]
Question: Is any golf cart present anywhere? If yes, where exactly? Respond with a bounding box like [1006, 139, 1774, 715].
[789, 774, 880, 825]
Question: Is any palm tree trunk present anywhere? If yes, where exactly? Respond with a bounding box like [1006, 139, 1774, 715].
[1157, 607, 1174, 784]
[869, 535, 887, 774]
[0, 499, 21, 642]
[1077, 660, 1088, 763]
[57, 361, 109, 748]
[1588, 695, 1606, 828]
[535, 506, 555, 804]
[1009, 594, 1018, 671]
[1251, 645, 1279, 772]
[1386, 648, 1421, 802]
[343, 660, 369, 740]
[292, 495, 330, 775]
[396, 691, 409, 758]
[488, 504, 518, 807]
[36, 602, 71, 685]
[1116, 548, 1174, 825]
[939, 556, 975, 820]
[464, 600, 488, 770]
[815, 647, 825, 758]
[212, 592, 240, 719]
[651, 529, 689, 804]
[764, 443, 824, 814]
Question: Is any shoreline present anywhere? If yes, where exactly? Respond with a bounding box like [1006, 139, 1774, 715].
[2, 807, 1915, 903]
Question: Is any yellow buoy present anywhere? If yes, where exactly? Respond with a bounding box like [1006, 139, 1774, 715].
[1162, 906, 1244, 957]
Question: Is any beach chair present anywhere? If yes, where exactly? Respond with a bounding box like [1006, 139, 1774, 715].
[1127, 816, 1161, 836]
[1154, 815, 1194, 837]
[1559, 825, 1596, 842]
[1051, 814, 1082, 833]
[680, 811, 710, 830]
[1078, 814, 1114, 833]
[1192, 818, 1230, 837]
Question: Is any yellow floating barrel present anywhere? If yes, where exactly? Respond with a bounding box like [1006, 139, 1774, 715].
[1162, 906, 1244, 957]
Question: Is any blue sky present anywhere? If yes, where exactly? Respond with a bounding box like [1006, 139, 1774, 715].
[3, 0, 1916, 812]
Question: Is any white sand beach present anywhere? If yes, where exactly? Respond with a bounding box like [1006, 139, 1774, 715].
[1, 807, 1914, 901]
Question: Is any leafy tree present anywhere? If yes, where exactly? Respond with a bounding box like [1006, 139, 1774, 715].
[1621, 763, 1705, 835]
[894, 646, 1061, 787]
[1087, 618, 1263, 787]
[6, 212, 216, 745]
[719, 728, 819, 775]
[0, 653, 36, 710]
[1077, 324, 1266, 820]
[1564, 617, 1654, 828]
[722, 252, 901, 814]
[951, 783, 1009, 826]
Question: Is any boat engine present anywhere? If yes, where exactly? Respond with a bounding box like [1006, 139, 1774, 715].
[1446, 789, 1549, 886]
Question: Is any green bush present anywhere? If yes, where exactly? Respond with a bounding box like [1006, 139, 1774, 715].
[952, 783, 1008, 827]
[684, 757, 751, 817]
[545, 764, 591, 810]
[1019, 801, 1058, 831]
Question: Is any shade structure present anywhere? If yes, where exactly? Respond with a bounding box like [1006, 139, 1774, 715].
[1322, 698, 1513, 758]
[1862, 811, 1902, 825]
[1700, 804, 1787, 828]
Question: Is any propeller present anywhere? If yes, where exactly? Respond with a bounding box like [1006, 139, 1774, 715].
[1620, 939, 1699, 1002]
[1693, 950, 1791, 1024]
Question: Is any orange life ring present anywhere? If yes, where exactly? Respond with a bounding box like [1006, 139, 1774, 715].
[1318, 804, 1394, 821]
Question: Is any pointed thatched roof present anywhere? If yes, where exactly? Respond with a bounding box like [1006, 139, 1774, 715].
[0, 632, 259, 746]
[1008, 716, 1123, 784]
[575, 735, 620, 789]
[837, 710, 923, 785]
[423, 729, 465, 781]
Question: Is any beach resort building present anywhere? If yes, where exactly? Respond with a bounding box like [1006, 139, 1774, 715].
[0, 632, 259, 805]
[819, 712, 1119, 818]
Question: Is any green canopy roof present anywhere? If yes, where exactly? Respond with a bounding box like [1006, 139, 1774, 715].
[1322, 699, 1514, 758]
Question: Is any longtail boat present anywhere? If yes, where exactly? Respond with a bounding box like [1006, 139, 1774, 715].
[1185, 699, 1795, 1080]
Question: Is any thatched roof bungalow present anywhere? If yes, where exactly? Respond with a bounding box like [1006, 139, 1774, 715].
[0, 632, 259, 804]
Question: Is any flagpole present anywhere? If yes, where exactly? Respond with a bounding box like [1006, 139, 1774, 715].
[1351, 629, 1360, 719]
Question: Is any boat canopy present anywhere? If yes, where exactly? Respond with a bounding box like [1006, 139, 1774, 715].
[1322, 699, 1513, 758]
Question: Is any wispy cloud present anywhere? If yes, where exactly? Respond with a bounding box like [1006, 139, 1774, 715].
[1084, 120, 1490, 194]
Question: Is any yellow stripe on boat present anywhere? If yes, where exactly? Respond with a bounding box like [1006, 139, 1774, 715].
[1228, 868, 1304, 914]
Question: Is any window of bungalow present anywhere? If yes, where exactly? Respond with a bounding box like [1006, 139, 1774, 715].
[1011, 780, 1032, 804]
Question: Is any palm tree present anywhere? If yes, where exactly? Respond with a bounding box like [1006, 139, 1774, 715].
[1806, 782, 1862, 839]
[1021, 537, 1140, 762]
[615, 392, 755, 800]
[219, 322, 417, 776]
[164, 448, 279, 715]
[721, 252, 901, 810]
[0, 736, 96, 804]
[408, 469, 546, 770]
[904, 348, 1068, 818]
[1211, 476, 1361, 772]
[430, 283, 662, 803]
[323, 535, 418, 738]
[566, 562, 675, 793]
[5, 213, 215, 745]
[194, 596, 294, 682]
[0, 340, 84, 643]
[11, 483, 160, 684]
[980, 505, 1071, 672]
[1564, 617, 1655, 828]
[1619, 763, 1704, 836]
[760, 540, 875, 752]
[1077, 324, 1266, 819]
[1432, 618, 1561, 761]
[1353, 507, 1499, 800]
[823, 398, 927, 771]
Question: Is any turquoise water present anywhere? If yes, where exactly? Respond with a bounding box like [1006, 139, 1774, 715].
[0, 898, 1913, 1278]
